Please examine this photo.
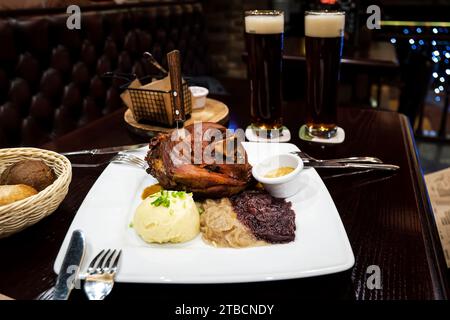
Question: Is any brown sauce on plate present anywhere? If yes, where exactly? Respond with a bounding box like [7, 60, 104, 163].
[141, 184, 162, 199]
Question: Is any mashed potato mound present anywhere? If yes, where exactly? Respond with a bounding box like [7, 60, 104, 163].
[133, 191, 200, 244]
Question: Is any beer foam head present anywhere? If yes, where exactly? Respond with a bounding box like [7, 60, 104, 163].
[245, 12, 284, 34]
[305, 12, 345, 38]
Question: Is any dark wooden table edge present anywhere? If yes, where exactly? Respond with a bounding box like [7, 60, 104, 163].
[242, 52, 400, 69]
[283, 54, 400, 69]
[400, 113, 450, 299]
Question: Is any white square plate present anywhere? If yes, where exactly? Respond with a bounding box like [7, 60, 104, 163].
[54, 142, 354, 283]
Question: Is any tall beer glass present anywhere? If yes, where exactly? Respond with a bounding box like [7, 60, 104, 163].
[305, 11, 345, 138]
[245, 10, 284, 131]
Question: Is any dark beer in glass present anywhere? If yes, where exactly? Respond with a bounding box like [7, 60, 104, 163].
[245, 10, 284, 130]
[305, 11, 345, 138]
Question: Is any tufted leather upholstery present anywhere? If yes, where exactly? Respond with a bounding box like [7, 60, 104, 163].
[0, 2, 207, 147]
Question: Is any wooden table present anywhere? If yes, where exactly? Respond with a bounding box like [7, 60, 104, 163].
[0, 79, 448, 300]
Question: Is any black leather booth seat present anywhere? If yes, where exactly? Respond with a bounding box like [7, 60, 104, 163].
[0, 1, 207, 147]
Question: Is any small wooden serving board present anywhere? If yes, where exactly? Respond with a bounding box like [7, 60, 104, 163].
[124, 98, 229, 137]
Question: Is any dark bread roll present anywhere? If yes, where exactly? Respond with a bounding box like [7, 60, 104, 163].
[0, 160, 56, 191]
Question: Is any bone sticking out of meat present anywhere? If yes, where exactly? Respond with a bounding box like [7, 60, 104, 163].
[167, 50, 185, 126]
[214, 135, 237, 159]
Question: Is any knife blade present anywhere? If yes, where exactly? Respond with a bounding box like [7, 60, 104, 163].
[304, 162, 399, 171]
[60, 143, 148, 156]
[53, 230, 86, 300]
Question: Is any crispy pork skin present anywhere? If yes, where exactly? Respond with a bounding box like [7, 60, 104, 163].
[145, 123, 253, 198]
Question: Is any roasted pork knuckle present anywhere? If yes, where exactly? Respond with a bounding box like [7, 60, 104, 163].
[145, 123, 253, 198]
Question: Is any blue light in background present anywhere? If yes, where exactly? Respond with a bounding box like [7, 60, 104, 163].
[227, 120, 239, 131]
[390, 38, 396, 44]
[399, 29, 450, 109]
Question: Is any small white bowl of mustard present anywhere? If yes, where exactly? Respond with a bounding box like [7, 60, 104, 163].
[252, 153, 303, 198]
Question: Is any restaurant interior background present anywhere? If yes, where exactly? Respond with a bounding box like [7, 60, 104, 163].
[1, 0, 450, 301]
[1, 0, 450, 171]
[208, 0, 450, 174]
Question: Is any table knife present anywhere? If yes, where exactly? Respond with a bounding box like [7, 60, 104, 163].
[304, 162, 399, 171]
[60, 143, 148, 156]
[53, 230, 86, 300]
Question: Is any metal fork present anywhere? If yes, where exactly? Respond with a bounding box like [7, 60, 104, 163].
[82, 249, 122, 300]
[71, 152, 147, 169]
[35, 249, 122, 300]
[35, 287, 55, 300]
[291, 150, 383, 164]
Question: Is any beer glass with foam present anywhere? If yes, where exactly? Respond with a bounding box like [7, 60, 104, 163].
[305, 11, 345, 138]
[245, 10, 284, 132]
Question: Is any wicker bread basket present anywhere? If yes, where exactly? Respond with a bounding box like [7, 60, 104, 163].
[0, 148, 72, 239]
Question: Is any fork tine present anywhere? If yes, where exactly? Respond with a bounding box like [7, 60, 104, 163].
[113, 153, 126, 161]
[113, 155, 136, 163]
[104, 249, 117, 271]
[113, 155, 146, 168]
[96, 249, 113, 272]
[119, 155, 144, 166]
[117, 154, 144, 164]
[113, 159, 144, 169]
[36, 287, 54, 300]
[300, 150, 311, 157]
[109, 250, 122, 273]
[134, 159, 146, 168]
[124, 154, 146, 167]
[292, 150, 310, 158]
[87, 249, 105, 273]
[134, 156, 146, 166]
[120, 153, 146, 165]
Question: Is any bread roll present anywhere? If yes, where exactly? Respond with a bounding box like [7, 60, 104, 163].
[0, 184, 38, 206]
[0, 160, 55, 191]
